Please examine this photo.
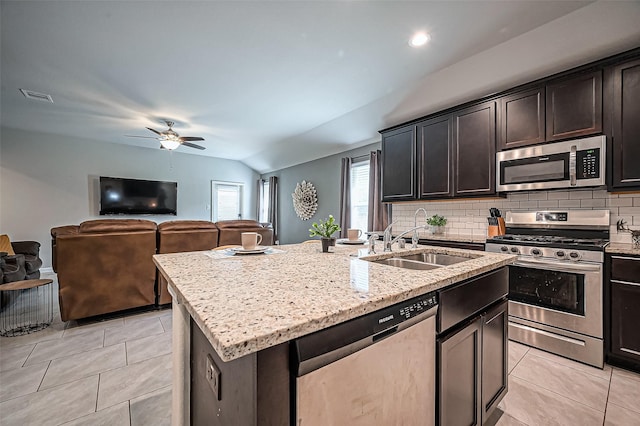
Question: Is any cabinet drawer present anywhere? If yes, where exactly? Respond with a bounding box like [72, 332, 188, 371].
[611, 256, 640, 283]
[438, 267, 508, 334]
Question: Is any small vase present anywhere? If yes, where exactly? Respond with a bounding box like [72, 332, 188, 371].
[429, 225, 445, 235]
[321, 237, 336, 253]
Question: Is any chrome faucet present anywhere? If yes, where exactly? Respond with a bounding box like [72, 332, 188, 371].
[413, 208, 429, 248]
[367, 233, 379, 254]
[383, 221, 428, 252]
[383, 221, 398, 252]
[384, 224, 427, 251]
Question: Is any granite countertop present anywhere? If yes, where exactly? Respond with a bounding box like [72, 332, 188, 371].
[153, 243, 515, 362]
[606, 242, 640, 256]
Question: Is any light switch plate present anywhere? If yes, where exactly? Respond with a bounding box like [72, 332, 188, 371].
[205, 354, 221, 400]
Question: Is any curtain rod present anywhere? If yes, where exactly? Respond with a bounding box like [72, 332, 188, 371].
[351, 154, 370, 161]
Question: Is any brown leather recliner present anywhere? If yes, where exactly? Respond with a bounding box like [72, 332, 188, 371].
[54, 219, 158, 321]
[156, 220, 219, 305]
[216, 220, 274, 246]
[51, 225, 79, 273]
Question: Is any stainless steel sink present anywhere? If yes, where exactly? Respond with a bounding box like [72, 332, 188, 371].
[398, 253, 470, 266]
[372, 258, 442, 270]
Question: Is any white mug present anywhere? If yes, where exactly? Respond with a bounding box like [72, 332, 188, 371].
[347, 229, 362, 241]
[241, 232, 263, 250]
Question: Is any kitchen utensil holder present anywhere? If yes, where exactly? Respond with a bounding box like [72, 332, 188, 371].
[487, 225, 501, 237]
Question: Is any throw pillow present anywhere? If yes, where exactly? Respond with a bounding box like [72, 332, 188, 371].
[0, 234, 15, 255]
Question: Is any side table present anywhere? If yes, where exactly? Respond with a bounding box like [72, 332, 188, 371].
[0, 278, 54, 337]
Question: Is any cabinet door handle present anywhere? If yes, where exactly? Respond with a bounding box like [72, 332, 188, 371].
[611, 279, 640, 287]
[569, 144, 577, 186]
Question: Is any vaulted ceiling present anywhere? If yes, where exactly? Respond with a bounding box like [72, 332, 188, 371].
[2, 1, 639, 173]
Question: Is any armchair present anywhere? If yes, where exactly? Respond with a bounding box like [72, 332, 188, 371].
[0, 235, 42, 283]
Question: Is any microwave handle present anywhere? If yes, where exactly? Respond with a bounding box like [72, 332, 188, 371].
[569, 144, 577, 186]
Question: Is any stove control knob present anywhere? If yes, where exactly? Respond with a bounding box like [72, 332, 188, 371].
[569, 251, 581, 261]
[510, 247, 519, 254]
[531, 248, 542, 257]
[500, 246, 509, 252]
[555, 250, 566, 259]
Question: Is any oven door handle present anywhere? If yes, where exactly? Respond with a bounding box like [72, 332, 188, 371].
[513, 260, 601, 273]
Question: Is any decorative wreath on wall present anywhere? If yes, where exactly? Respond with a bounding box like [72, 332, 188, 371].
[292, 180, 318, 220]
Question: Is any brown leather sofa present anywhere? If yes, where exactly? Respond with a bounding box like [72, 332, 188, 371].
[53, 219, 158, 321]
[156, 220, 219, 305]
[216, 220, 274, 246]
[51, 218, 274, 321]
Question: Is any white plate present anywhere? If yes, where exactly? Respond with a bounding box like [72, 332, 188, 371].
[228, 246, 270, 255]
[337, 239, 366, 245]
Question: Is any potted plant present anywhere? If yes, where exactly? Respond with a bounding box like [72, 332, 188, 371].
[309, 215, 341, 252]
[426, 214, 447, 235]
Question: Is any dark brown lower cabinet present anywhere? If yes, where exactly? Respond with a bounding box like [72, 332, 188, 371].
[607, 255, 640, 372]
[438, 299, 508, 426]
[438, 317, 482, 426]
[481, 301, 508, 421]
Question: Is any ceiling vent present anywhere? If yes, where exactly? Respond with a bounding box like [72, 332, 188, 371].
[19, 89, 53, 103]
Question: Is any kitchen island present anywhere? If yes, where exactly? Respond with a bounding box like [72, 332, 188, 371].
[154, 242, 516, 425]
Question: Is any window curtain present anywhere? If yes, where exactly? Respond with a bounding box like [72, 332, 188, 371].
[256, 179, 263, 220]
[368, 150, 391, 232]
[267, 176, 279, 244]
[338, 157, 352, 239]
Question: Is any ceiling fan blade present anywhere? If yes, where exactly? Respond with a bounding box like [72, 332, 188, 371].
[179, 136, 205, 142]
[146, 127, 162, 135]
[125, 135, 158, 139]
[181, 141, 206, 150]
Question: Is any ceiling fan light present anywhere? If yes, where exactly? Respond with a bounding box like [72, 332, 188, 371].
[160, 139, 181, 150]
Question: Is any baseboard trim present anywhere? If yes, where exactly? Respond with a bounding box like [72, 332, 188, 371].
[40, 267, 54, 273]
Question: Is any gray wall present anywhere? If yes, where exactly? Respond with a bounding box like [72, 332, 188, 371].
[263, 142, 380, 244]
[0, 127, 260, 268]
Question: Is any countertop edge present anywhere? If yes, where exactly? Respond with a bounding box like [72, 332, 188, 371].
[605, 243, 640, 256]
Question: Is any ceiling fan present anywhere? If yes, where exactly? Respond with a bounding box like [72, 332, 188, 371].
[126, 120, 206, 150]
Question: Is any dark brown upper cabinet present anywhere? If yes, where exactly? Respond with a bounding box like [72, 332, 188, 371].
[381, 125, 416, 201]
[498, 86, 545, 150]
[418, 115, 453, 199]
[546, 71, 602, 141]
[453, 101, 496, 197]
[609, 59, 640, 189]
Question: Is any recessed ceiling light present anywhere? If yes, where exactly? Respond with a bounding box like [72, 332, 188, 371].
[409, 32, 430, 48]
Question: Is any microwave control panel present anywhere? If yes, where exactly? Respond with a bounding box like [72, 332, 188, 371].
[576, 148, 600, 179]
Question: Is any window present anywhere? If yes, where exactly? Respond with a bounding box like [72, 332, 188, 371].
[211, 181, 243, 221]
[258, 179, 270, 223]
[350, 160, 370, 235]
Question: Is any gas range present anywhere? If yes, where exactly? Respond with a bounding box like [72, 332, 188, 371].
[485, 210, 610, 368]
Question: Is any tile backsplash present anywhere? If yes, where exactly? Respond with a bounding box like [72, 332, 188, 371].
[391, 189, 640, 244]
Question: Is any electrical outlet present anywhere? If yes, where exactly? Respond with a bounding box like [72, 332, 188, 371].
[205, 354, 221, 400]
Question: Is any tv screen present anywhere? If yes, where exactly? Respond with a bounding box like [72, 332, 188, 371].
[99, 177, 177, 215]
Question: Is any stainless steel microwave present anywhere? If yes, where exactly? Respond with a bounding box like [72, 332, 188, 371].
[496, 136, 606, 192]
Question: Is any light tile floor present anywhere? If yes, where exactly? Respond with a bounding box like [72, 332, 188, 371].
[1, 273, 639, 425]
[0, 273, 172, 425]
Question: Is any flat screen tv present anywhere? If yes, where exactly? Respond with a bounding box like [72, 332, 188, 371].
[99, 176, 177, 215]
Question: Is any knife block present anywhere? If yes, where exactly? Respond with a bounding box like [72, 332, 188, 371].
[487, 225, 501, 237]
[488, 218, 506, 237]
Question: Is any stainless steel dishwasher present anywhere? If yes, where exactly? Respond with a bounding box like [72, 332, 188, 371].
[292, 292, 438, 426]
